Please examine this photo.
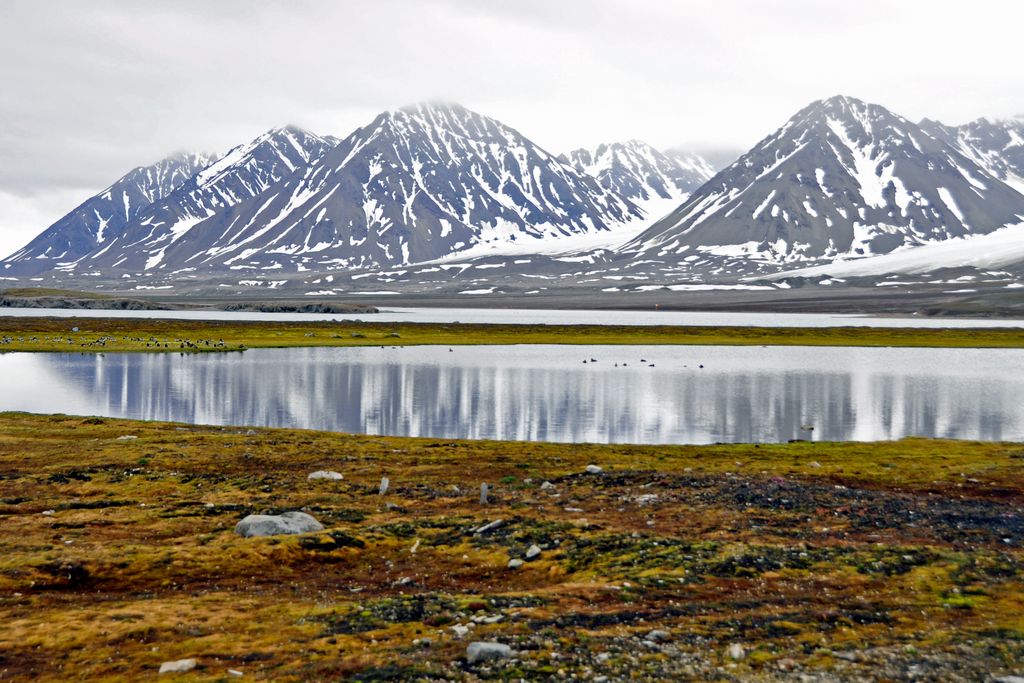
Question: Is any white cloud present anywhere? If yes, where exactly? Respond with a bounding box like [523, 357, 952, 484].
[0, 189, 90, 260]
[1, 0, 1022, 251]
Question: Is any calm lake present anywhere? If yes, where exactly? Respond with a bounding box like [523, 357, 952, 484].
[2, 345, 1022, 444]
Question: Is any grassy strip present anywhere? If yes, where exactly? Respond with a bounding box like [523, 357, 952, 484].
[0, 287, 115, 300]
[2, 315, 1024, 353]
[1, 412, 1023, 680]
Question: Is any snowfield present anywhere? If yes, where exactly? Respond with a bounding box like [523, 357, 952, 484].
[767, 222, 1024, 279]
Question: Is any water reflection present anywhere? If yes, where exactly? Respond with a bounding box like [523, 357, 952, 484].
[1, 345, 1022, 444]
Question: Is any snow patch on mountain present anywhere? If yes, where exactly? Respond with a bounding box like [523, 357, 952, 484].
[564, 140, 713, 215]
[768, 222, 1024, 278]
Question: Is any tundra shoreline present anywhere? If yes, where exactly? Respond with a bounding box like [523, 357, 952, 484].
[3, 316, 1024, 353]
[0, 412, 1022, 680]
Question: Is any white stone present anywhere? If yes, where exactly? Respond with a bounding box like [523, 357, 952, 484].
[473, 519, 504, 535]
[307, 470, 343, 481]
[525, 544, 542, 560]
[585, 465, 603, 474]
[159, 659, 197, 674]
[726, 643, 746, 660]
[507, 558, 525, 569]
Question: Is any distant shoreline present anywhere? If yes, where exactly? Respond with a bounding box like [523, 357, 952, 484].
[2, 316, 1024, 353]
[0, 289, 378, 315]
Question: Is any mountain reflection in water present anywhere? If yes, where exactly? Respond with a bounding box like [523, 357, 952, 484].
[1, 344, 1021, 444]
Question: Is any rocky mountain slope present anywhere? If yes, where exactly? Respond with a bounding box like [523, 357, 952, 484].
[921, 117, 1024, 194]
[77, 127, 339, 272]
[146, 103, 644, 273]
[623, 96, 1024, 268]
[1, 152, 216, 275]
[564, 140, 714, 206]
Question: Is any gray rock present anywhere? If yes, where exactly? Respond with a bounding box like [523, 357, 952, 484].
[159, 658, 197, 674]
[480, 482, 489, 504]
[540, 481, 555, 490]
[307, 470, 343, 481]
[234, 511, 323, 537]
[646, 629, 671, 642]
[585, 464, 603, 474]
[993, 677, 1024, 683]
[466, 641, 513, 664]
[507, 558, 525, 569]
[379, 476, 390, 495]
[525, 544, 542, 560]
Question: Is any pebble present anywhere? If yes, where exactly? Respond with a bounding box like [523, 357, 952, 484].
[508, 558, 525, 569]
[379, 476, 390, 495]
[726, 643, 746, 660]
[525, 544, 542, 560]
[647, 629, 671, 642]
[466, 641, 513, 665]
[307, 470, 343, 481]
[159, 659, 197, 674]
[585, 465, 604, 474]
[116, 435, 138, 441]
[540, 481, 555, 490]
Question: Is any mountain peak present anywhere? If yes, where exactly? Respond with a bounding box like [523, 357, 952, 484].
[565, 140, 714, 206]
[624, 96, 1024, 270]
[132, 103, 643, 273]
[1, 150, 213, 269]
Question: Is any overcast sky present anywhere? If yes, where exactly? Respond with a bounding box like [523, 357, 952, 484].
[2, 0, 1023, 257]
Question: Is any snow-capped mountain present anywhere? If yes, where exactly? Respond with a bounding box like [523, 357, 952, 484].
[67, 126, 339, 271]
[564, 140, 714, 207]
[624, 96, 1024, 266]
[1, 152, 216, 274]
[145, 103, 643, 273]
[921, 117, 1024, 194]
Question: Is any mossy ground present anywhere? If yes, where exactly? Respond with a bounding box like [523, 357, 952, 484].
[3, 316, 1024, 354]
[1, 412, 1023, 680]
